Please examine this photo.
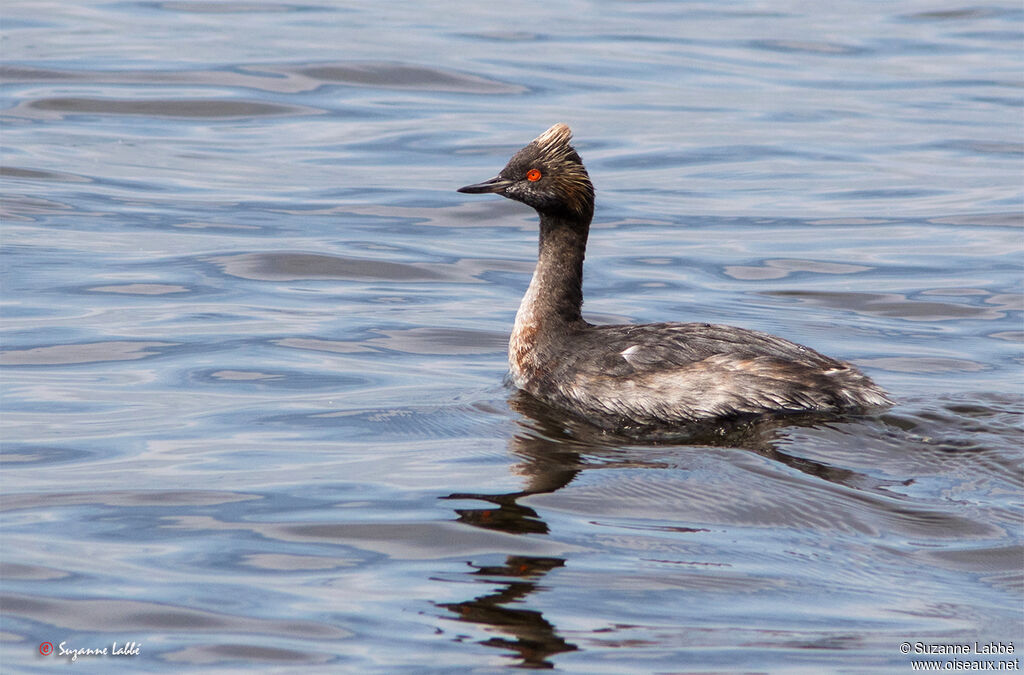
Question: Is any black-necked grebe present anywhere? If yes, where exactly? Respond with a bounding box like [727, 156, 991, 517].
[458, 124, 891, 430]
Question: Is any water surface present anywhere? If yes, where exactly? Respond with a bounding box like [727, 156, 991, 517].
[2, 1, 1022, 672]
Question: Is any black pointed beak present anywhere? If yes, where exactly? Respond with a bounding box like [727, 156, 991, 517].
[457, 176, 512, 194]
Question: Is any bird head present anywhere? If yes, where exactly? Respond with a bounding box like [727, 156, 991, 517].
[458, 123, 594, 220]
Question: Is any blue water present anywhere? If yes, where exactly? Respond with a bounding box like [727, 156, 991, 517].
[2, 1, 1022, 672]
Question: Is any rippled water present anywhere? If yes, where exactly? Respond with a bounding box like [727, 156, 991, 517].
[2, 1, 1022, 672]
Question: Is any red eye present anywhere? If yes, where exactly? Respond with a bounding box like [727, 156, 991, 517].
[526, 168, 542, 182]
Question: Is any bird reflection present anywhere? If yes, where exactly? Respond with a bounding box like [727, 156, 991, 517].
[439, 390, 887, 667]
[439, 396, 586, 667]
[437, 556, 576, 669]
[446, 399, 583, 536]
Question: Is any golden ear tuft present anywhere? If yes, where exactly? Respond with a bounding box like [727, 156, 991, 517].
[533, 123, 573, 150]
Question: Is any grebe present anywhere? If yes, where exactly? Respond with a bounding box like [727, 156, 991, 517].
[458, 124, 891, 430]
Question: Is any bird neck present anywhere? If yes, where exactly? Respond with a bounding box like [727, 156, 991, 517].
[519, 213, 590, 325]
